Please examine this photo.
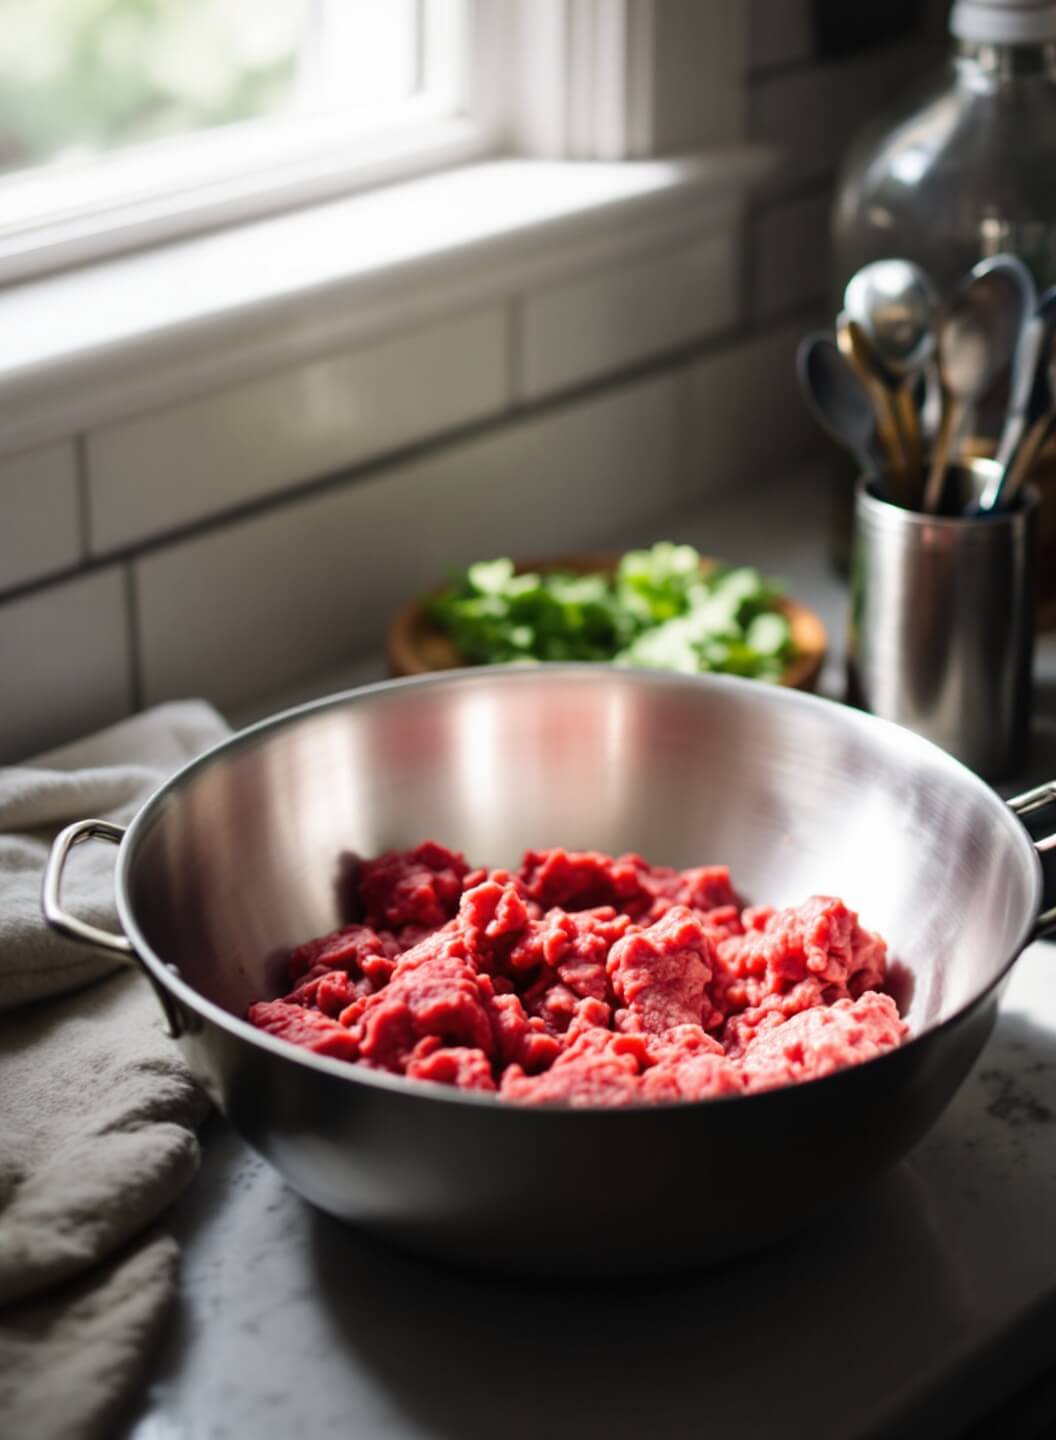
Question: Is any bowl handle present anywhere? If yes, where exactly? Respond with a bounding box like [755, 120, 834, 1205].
[41, 819, 184, 1038]
[1008, 783, 1056, 940]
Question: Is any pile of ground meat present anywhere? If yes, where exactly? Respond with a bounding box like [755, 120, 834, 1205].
[247, 843, 906, 1106]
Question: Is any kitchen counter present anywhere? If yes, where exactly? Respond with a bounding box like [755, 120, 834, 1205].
[127, 465, 1056, 1440]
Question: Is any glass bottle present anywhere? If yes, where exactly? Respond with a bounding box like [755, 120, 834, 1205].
[829, 0, 1056, 588]
[834, 10, 1056, 295]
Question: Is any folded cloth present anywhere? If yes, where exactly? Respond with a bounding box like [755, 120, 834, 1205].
[0, 701, 229, 1440]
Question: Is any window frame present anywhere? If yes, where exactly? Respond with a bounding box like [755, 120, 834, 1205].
[0, 0, 748, 287]
[0, 0, 510, 286]
[508, 0, 745, 162]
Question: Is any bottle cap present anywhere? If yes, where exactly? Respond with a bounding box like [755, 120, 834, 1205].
[951, 0, 1056, 43]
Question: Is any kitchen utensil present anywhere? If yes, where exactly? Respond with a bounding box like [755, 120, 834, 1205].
[918, 360, 943, 446]
[848, 457, 1038, 780]
[387, 549, 827, 691]
[836, 313, 911, 503]
[999, 407, 1056, 512]
[844, 260, 939, 377]
[843, 259, 939, 498]
[924, 254, 1036, 514]
[41, 666, 1056, 1272]
[796, 334, 888, 483]
[993, 287, 1056, 466]
[980, 288, 1056, 513]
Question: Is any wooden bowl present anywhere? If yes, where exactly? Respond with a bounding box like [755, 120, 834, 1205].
[387, 551, 827, 693]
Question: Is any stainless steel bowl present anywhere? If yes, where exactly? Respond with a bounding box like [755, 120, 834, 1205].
[42, 667, 1056, 1271]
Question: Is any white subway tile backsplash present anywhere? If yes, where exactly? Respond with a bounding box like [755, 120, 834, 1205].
[519, 236, 738, 402]
[135, 373, 679, 709]
[753, 189, 832, 320]
[749, 0, 813, 70]
[680, 321, 819, 495]
[651, 0, 748, 150]
[0, 442, 80, 593]
[86, 307, 509, 554]
[0, 569, 130, 760]
[749, 42, 927, 189]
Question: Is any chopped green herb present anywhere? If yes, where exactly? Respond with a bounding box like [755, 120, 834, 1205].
[426, 543, 794, 680]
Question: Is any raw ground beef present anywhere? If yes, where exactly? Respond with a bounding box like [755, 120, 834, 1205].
[247, 842, 907, 1106]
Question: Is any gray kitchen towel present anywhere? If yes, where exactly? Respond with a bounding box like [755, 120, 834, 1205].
[0, 701, 229, 1440]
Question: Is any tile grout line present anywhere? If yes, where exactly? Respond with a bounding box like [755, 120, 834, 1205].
[744, 57, 817, 87]
[506, 298, 523, 409]
[124, 564, 144, 713]
[738, 200, 757, 334]
[748, 171, 835, 220]
[73, 434, 92, 560]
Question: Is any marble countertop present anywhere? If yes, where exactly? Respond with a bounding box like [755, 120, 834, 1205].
[128, 466, 1056, 1440]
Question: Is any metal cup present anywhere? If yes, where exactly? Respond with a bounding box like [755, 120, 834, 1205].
[846, 457, 1039, 782]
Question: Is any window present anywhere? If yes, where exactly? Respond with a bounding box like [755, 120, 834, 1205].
[0, 2, 744, 292]
[0, 0, 492, 283]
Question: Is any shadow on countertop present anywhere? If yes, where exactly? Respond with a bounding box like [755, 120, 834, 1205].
[123, 1010, 1056, 1440]
[302, 1169, 960, 1440]
[301, 1010, 1056, 1440]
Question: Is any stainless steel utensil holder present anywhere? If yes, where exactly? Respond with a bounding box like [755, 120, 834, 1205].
[847, 457, 1039, 781]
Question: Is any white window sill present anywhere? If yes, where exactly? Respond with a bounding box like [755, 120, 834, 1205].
[0, 147, 771, 456]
